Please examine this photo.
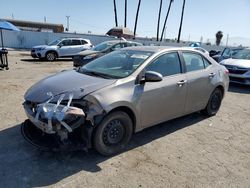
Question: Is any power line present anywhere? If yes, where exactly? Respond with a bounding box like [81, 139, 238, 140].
[66, 16, 70, 31]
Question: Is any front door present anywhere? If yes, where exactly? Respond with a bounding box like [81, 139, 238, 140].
[138, 52, 188, 128]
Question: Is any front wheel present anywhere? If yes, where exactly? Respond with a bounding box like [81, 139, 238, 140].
[93, 111, 133, 156]
[46, 52, 57, 61]
[202, 88, 223, 116]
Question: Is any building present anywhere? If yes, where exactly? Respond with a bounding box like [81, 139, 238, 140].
[1, 18, 64, 33]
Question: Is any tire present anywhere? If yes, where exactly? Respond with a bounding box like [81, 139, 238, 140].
[202, 88, 223, 116]
[93, 111, 133, 156]
[46, 51, 57, 61]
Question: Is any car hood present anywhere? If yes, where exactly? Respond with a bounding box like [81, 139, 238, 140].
[32, 45, 48, 49]
[25, 70, 116, 103]
[221, 58, 250, 69]
[78, 49, 100, 56]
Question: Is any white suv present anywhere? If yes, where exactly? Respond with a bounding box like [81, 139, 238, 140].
[31, 38, 93, 61]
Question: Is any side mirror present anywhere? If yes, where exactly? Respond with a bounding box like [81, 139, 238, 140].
[141, 71, 163, 83]
[58, 44, 62, 48]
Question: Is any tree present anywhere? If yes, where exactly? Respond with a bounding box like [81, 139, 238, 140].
[160, 0, 174, 42]
[215, 31, 223, 46]
[113, 0, 118, 27]
[156, 0, 163, 41]
[177, 0, 186, 43]
[124, 0, 127, 27]
[134, 0, 142, 36]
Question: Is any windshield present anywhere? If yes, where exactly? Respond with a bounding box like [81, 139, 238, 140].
[232, 49, 250, 60]
[92, 42, 114, 51]
[79, 50, 153, 79]
[48, 39, 61, 46]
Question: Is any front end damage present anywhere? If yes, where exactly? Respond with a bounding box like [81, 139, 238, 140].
[21, 93, 105, 151]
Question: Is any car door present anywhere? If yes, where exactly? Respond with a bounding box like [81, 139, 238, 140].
[70, 39, 87, 55]
[57, 39, 72, 57]
[138, 52, 188, 128]
[181, 51, 215, 113]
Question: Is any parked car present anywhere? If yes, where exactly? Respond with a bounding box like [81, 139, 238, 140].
[22, 46, 229, 156]
[31, 38, 93, 61]
[220, 48, 250, 85]
[185, 47, 209, 55]
[209, 50, 221, 58]
[212, 47, 244, 62]
[73, 40, 142, 67]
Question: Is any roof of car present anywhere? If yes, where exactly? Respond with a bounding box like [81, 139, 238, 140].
[102, 40, 141, 44]
[61, 38, 89, 40]
[121, 46, 179, 52]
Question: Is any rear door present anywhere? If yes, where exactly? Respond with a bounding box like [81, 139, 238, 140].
[70, 39, 85, 55]
[138, 52, 188, 128]
[181, 51, 215, 113]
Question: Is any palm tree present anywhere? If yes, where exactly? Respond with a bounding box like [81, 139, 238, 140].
[177, 0, 186, 43]
[160, 0, 174, 42]
[134, 0, 142, 37]
[156, 0, 163, 41]
[113, 0, 118, 27]
[215, 31, 223, 46]
[124, 0, 127, 27]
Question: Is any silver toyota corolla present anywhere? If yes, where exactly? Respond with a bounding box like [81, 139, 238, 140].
[22, 46, 229, 155]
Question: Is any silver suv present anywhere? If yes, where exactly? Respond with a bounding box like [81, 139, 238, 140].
[31, 38, 92, 61]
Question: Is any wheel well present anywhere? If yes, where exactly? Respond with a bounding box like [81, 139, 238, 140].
[109, 106, 136, 132]
[46, 50, 58, 58]
[216, 85, 225, 97]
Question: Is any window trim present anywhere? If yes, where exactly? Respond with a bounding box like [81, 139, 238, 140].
[142, 51, 184, 78]
[179, 50, 211, 73]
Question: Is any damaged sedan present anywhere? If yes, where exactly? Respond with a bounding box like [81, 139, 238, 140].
[22, 46, 229, 156]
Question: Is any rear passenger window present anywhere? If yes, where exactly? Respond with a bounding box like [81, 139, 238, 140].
[81, 40, 88, 45]
[183, 53, 206, 72]
[146, 52, 181, 77]
[203, 58, 211, 68]
[72, 40, 81, 45]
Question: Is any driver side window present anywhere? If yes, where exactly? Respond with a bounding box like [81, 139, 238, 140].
[60, 40, 71, 46]
[145, 52, 181, 77]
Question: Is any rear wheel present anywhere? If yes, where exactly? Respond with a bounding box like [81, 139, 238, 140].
[46, 52, 57, 61]
[93, 111, 133, 156]
[202, 88, 223, 116]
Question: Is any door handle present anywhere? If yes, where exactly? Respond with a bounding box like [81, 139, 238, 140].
[177, 80, 187, 87]
[209, 73, 216, 78]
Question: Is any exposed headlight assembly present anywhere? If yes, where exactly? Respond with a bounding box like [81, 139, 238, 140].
[83, 54, 96, 60]
[36, 47, 46, 51]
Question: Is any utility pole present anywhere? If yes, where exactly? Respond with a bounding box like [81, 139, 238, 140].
[124, 0, 127, 27]
[66, 16, 70, 32]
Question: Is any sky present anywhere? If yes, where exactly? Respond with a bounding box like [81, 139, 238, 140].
[0, 0, 250, 45]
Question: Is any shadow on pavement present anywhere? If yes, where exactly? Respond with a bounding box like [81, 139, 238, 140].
[228, 83, 250, 94]
[0, 113, 206, 187]
[20, 58, 73, 62]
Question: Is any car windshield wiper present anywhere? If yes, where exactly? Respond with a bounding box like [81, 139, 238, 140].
[80, 69, 115, 79]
